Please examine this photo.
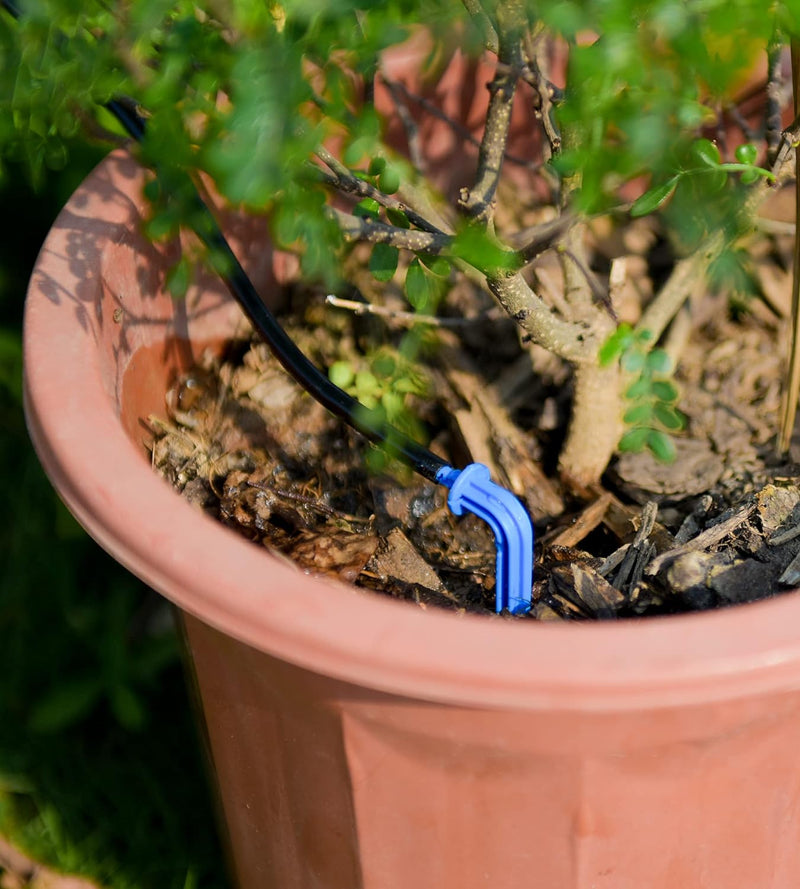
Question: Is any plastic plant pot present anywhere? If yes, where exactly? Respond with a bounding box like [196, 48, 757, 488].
[22, 150, 800, 889]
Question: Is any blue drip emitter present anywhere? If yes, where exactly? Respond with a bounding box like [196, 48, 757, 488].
[436, 463, 533, 614]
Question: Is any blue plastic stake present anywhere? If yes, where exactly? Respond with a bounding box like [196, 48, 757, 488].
[436, 463, 533, 614]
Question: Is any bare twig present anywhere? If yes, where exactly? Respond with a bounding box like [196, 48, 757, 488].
[382, 76, 539, 171]
[459, 32, 522, 222]
[522, 25, 562, 156]
[512, 212, 576, 263]
[326, 293, 502, 327]
[561, 246, 615, 319]
[379, 75, 425, 172]
[462, 0, 499, 54]
[329, 206, 452, 254]
[767, 36, 786, 166]
[778, 43, 800, 453]
[635, 230, 725, 345]
[646, 503, 756, 576]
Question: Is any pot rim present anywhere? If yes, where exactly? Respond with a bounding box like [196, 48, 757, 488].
[23, 151, 800, 711]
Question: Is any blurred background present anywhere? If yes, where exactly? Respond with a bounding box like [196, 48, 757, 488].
[0, 146, 229, 888]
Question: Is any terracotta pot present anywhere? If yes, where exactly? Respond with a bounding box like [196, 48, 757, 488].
[23, 151, 800, 889]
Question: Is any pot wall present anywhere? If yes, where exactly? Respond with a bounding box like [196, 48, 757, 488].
[184, 613, 800, 889]
[23, 152, 800, 888]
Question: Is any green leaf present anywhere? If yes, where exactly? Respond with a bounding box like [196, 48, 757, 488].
[647, 428, 677, 462]
[369, 243, 399, 282]
[645, 349, 672, 374]
[690, 138, 721, 168]
[619, 427, 650, 453]
[165, 255, 191, 298]
[630, 179, 678, 217]
[329, 360, 355, 390]
[354, 198, 380, 219]
[386, 207, 410, 228]
[698, 167, 728, 194]
[109, 684, 147, 731]
[653, 402, 685, 430]
[625, 377, 651, 400]
[651, 379, 679, 402]
[145, 210, 179, 240]
[380, 390, 405, 419]
[368, 156, 386, 176]
[620, 349, 646, 373]
[29, 677, 104, 733]
[599, 323, 634, 366]
[623, 402, 654, 425]
[735, 143, 758, 165]
[355, 370, 380, 399]
[344, 137, 370, 166]
[739, 168, 760, 184]
[405, 259, 440, 313]
[371, 352, 397, 377]
[419, 254, 451, 277]
[451, 224, 518, 273]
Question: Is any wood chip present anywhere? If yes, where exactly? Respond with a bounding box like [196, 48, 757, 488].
[547, 492, 612, 548]
[780, 549, 800, 586]
[363, 527, 453, 598]
[646, 502, 756, 576]
[569, 563, 624, 618]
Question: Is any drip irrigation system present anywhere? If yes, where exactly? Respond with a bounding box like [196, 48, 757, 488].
[4, 0, 534, 613]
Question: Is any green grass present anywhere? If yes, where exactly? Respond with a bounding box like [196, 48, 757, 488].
[0, 150, 230, 888]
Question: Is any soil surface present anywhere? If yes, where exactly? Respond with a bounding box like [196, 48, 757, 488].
[150, 204, 800, 621]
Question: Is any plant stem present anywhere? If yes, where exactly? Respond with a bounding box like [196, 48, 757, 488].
[558, 361, 623, 489]
[329, 207, 452, 253]
[459, 3, 525, 223]
[635, 231, 725, 344]
[779, 39, 800, 453]
[486, 271, 595, 362]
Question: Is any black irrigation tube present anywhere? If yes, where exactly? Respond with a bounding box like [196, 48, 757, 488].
[3, 0, 450, 482]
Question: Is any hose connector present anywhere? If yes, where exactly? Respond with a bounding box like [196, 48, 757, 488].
[436, 463, 533, 614]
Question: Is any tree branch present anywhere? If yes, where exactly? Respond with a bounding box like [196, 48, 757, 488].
[521, 25, 562, 156]
[766, 36, 786, 167]
[316, 147, 447, 235]
[380, 75, 541, 171]
[485, 270, 596, 362]
[459, 36, 521, 223]
[635, 230, 725, 344]
[461, 0, 499, 54]
[329, 207, 452, 253]
[326, 293, 502, 327]
[512, 212, 575, 263]
[379, 76, 425, 172]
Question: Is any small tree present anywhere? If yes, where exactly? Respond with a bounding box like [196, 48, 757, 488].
[2, 0, 798, 487]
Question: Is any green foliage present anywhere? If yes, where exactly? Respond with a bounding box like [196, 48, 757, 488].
[327, 343, 430, 445]
[369, 242, 400, 282]
[601, 323, 686, 462]
[547, 0, 790, 217]
[631, 138, 773, 218]
[451, 223, 520, 275]
[0, 159, 227, 888]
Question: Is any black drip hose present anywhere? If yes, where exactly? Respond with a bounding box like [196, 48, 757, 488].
[1, 0, 450, 481]
[109, 101, 449, 481]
